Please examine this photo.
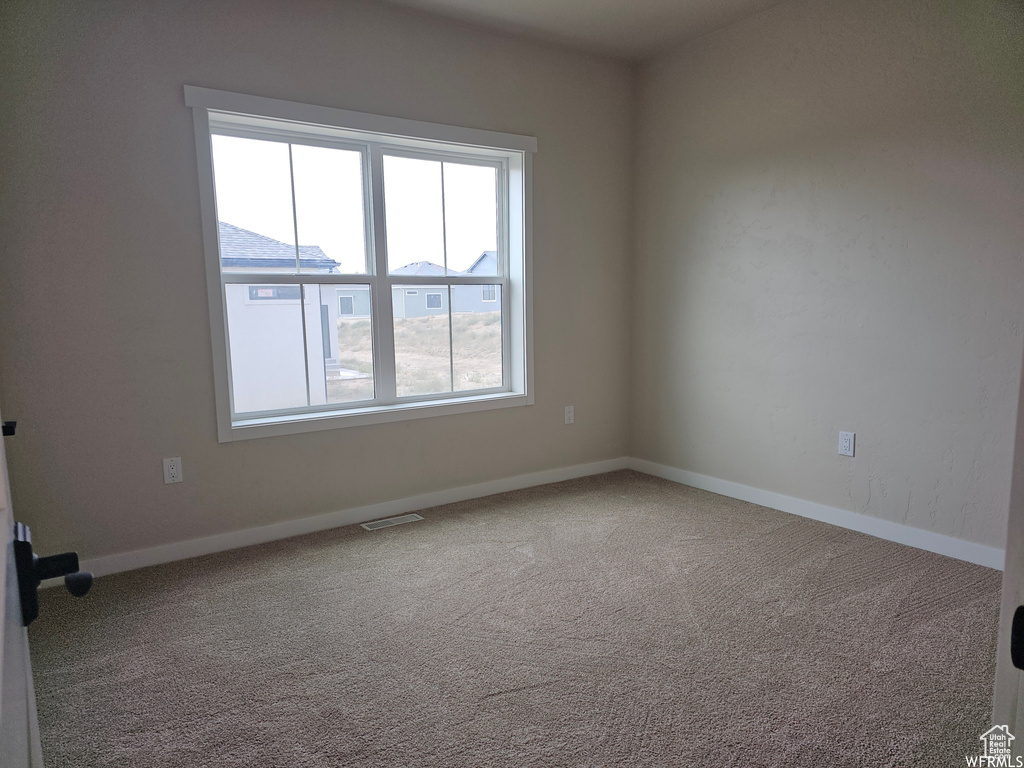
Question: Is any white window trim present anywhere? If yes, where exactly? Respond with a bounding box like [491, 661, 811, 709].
[185, 86, 535, 442]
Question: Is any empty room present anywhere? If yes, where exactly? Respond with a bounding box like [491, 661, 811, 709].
[1, 0, 1023, 765]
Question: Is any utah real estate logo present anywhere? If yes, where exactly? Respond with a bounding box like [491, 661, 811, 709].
[967, 725, 1022, 767]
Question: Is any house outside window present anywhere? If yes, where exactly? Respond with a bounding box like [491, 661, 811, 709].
[185, 87, 535, 441]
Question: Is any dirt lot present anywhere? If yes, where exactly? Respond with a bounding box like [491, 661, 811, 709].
[326, 311, 501, 402]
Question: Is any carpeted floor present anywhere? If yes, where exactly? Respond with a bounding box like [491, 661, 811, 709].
[30, 470, 1001, 767]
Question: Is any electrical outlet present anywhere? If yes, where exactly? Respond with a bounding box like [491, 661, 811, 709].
[838, 432, 855, 457]
[564, 405, 574, 425]
[163, 457, 183, 484]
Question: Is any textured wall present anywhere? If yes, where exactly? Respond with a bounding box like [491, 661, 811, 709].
[631, 0, 1024, 547]
[0, 0, 633, 558]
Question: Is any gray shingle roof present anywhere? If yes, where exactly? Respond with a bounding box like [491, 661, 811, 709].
[218, 221, 340, 271]
[390, 253, 501, 276]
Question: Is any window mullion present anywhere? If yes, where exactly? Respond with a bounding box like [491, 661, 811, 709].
[447, 285, 455, 393]
[287, 144, 312, 408]
[440, 162, 455, 392]
[502, 273, 511, 393]
[369, 144, 397, 404]
[220, 273, 377, 286]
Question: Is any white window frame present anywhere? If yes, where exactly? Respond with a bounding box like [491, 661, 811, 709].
[185, 86, 535, 442]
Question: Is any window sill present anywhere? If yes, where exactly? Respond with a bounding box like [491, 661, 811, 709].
[222, 391, 532, 442]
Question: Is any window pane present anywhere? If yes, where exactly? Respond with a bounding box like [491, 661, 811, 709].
[393, 284, 451, 397]
[384, 156, 445, 275]
[225, 284, 308, 413]
[305, 284, 374, 405]
[212, 135, 298, 274]
[291, 145, 367, 275]
[444, 163, 498, 276]
[452, 285, 502, 391]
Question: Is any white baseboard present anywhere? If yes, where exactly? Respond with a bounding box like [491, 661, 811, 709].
[60, 454, 1003, 584]
[72, 457, 630, 581]
[627, 457, 1005, 571]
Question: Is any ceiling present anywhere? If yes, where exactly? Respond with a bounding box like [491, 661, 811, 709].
[379, 0, 790, 60]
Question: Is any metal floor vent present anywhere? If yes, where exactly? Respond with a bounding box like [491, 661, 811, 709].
[360, 513, 424, 531]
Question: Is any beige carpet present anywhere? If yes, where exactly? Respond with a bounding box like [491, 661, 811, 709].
[31, 470, 1001, 767]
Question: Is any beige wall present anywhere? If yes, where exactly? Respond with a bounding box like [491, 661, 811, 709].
[0, 0, 634, 558]
[2, 0, 1022, 563]
[631, 0, 1024, 548]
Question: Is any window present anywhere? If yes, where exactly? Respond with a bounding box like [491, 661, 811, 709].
[186, 87, 535, 441]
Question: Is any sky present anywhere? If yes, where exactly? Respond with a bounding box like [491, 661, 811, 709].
[211, 135, 498, 275]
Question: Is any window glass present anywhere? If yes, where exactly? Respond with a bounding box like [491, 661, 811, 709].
[212, 135, 298, 274]
[393, 285, 451, 397]
[291, 145, 368, 275]
[443, 162, 498, 276]
[225, 283, 308, 412]
[384, 156, 444, 275]
[451, 285, 502, 391]
[307, 285, 374, 405]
